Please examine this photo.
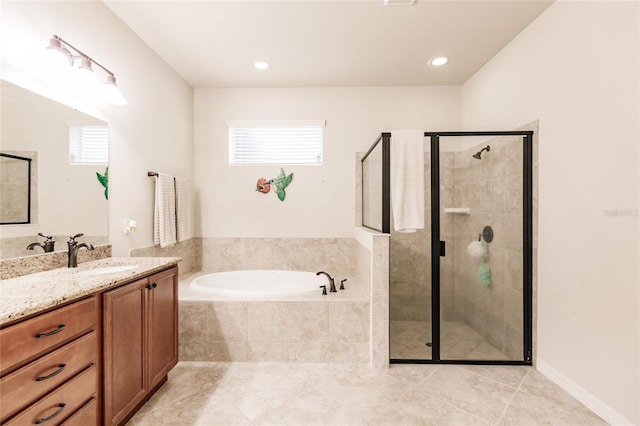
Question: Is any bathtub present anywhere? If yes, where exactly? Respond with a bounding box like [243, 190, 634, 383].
[189, 270, 326, 299]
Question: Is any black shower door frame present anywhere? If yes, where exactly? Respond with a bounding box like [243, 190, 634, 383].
[383, 130, 534, 366]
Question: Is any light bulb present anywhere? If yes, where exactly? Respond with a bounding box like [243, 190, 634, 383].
[103, 75, 128, 105]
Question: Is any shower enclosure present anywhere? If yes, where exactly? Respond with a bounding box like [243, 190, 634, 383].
[362, 131, 533, 364]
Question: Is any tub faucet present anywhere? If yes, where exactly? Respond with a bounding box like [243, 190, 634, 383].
[67, 233, 95, 268]
[26, 233, 56, 253]
[316, 271, 337, 293]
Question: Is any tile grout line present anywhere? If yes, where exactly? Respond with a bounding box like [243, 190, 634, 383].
[494, 366, 531, 425]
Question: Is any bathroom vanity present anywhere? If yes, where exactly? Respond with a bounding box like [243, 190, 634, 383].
[0, 257, 179, 425]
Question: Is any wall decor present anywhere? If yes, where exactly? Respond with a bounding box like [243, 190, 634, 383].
[256, 168, 293, 201]
[97, 166, 108, 200]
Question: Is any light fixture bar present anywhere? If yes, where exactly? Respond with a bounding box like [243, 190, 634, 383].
[50, 35, 116, 78]
[47, 34, 126, 105]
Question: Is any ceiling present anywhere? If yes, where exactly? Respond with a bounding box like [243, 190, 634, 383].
[105, 1, 553, 88]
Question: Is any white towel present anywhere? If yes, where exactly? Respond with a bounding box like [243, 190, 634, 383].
[153, 173, 177, 248]
[390, 130, 425, 233]
[174, 176, 191, 242]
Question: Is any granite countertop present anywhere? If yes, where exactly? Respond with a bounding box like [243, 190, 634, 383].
[0, 257, 180, 326]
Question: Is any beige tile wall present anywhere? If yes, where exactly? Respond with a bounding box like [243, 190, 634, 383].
[201, 237, 354, 276]
[179, 300, 370, 363]
[451, 137, 524, 359]
[130, 237, 202, 276]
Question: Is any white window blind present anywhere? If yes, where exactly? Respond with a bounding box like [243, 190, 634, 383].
[69, 126, 109, 165]
[228, 121, 324, 165]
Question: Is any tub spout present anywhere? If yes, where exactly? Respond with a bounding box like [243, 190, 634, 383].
[316, 271, 337, 293]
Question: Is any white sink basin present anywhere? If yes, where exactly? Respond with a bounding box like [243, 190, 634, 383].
[76, 265, 138, 276]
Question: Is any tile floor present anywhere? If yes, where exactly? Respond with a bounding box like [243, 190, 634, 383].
[127, 362, 606, 425]
[391, 321, 516, 361]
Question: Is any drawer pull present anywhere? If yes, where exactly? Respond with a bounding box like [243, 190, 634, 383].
[35, 324, 66, 338]
[35, 363, 67, 381]
[35, 403, 66, 424]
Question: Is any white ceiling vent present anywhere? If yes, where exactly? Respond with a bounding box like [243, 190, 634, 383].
[383, 0, 416, 6]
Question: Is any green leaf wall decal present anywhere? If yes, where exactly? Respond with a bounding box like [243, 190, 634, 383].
[96, 166, 109, 200]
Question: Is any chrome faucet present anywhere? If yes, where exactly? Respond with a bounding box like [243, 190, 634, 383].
[316, 271, 337, 293]
[67, 233, 95, 268]
[26, 233, 56, 253]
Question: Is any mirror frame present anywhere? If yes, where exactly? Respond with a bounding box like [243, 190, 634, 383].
[0, 152, 32, 225]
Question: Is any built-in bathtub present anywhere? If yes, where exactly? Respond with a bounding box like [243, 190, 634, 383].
[190, 270, 325, 298]
[179, 269, 370, 363]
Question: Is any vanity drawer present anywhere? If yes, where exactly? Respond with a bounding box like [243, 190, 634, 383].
[0, 331, 97, 422]
[4, 364, 97, 426]
[0, 297, 97, 374]
[61, 397, 98, 426]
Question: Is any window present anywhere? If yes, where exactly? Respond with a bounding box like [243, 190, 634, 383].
[228, 120, 324, 165]
[69, 125, 109, 165]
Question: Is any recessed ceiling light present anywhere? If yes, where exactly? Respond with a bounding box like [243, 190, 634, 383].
[383, 0, 416, 5]
[254, 61, 269, 70]
[429, 56, 448, 67]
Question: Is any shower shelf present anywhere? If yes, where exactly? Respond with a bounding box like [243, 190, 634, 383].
[444, 208, 470, 215]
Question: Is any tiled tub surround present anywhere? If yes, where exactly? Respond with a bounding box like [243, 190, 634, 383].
[179, 273, 370, 363]
[179, 229, 388, 366]
[0, 244, 112, 279]
[131, 237, 202, 276]
[0, 256, 180, 325]
[201, 237, 355, 276]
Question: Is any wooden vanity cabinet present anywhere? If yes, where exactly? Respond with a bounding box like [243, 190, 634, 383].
[102, 266, 178, 425]
[0, 296, 100, 425]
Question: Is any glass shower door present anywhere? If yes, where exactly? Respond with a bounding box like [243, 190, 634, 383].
[438, 135, 526, 361]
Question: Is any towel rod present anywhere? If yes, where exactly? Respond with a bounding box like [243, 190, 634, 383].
[147, 171, 158, 177]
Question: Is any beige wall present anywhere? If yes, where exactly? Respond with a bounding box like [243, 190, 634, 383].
[0, 1, 194, 257]
[462, 2, 639, 424]
[194, 86, 460, 238]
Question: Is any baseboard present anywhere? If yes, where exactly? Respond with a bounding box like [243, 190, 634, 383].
[537, 358, 636, 425]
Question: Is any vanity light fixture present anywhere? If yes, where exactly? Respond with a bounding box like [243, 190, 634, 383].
[254, 61, 270, 70]
[429, 56, 449, 67]
[46, 35, 127, 105]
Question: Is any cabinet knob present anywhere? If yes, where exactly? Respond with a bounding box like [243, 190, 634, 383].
[146, 284, 152, 290]
[152, 282, 158, 288]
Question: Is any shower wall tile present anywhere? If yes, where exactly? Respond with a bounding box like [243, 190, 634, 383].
[450, 136, 525, 357]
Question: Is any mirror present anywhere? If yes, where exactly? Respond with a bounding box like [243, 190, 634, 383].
[0, 152, 33, 224]
[0, 80, 109, 259]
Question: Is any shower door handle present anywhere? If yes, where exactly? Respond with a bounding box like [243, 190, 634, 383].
[439, 240, 446, 257]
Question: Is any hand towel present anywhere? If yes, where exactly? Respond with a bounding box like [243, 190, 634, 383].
[153, 173, 177, 248]
[174, 176, 192, 242]
[390, 130, 425, 232]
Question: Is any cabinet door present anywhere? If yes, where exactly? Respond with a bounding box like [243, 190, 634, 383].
[103, 278, 148, 426]
[147, 267, 178, 390]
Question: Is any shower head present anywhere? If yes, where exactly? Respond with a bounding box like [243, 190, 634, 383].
[472, 145, 491, 159]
